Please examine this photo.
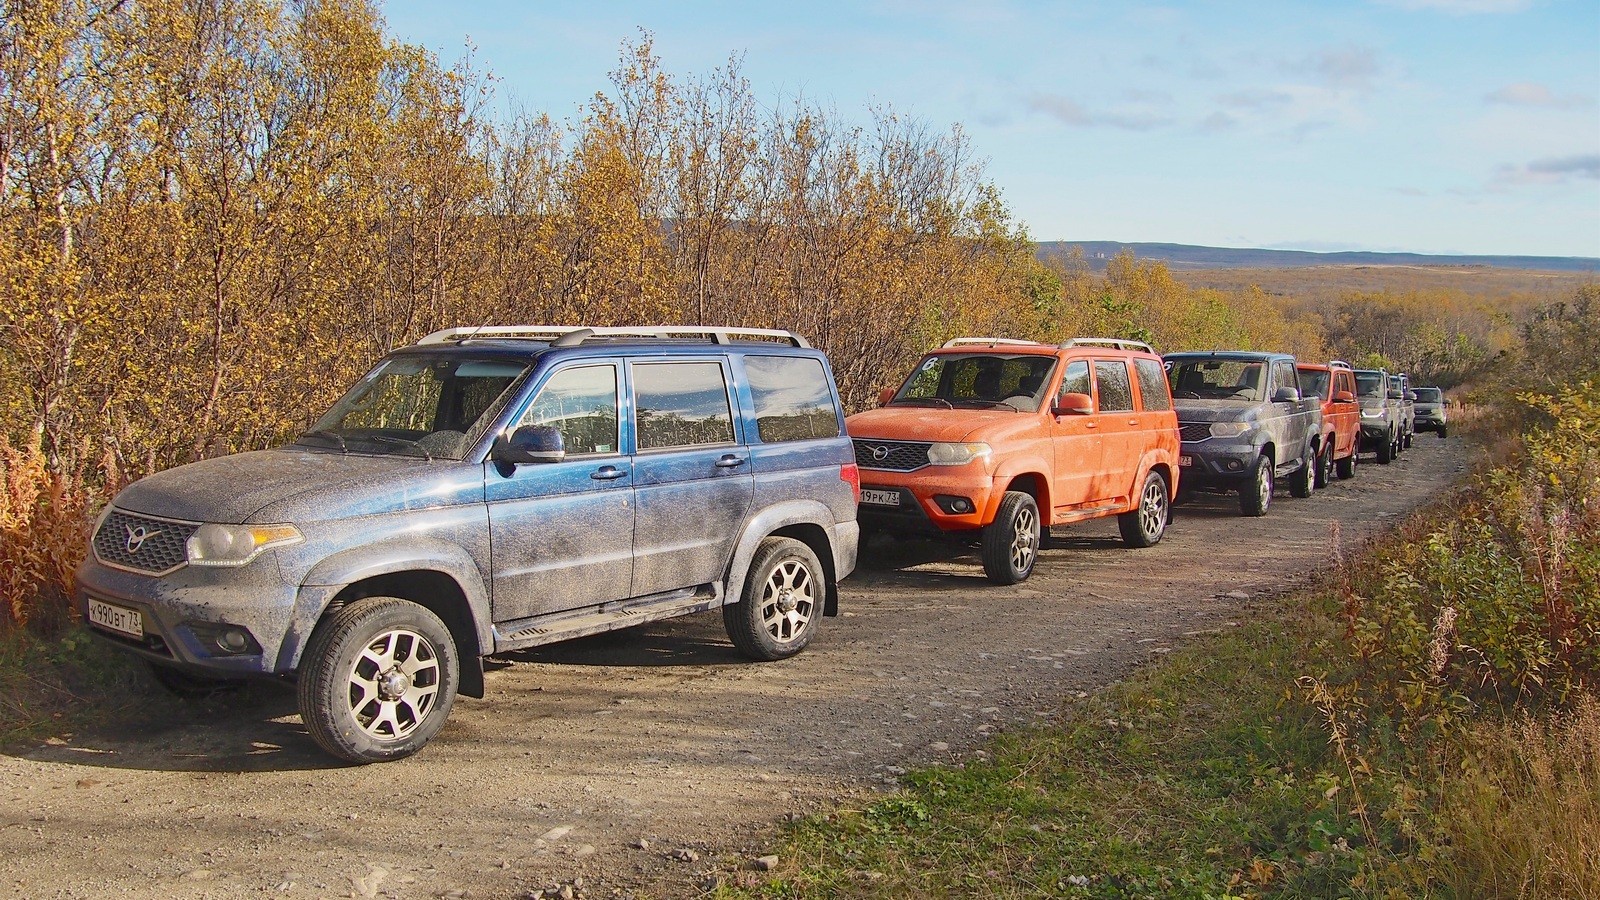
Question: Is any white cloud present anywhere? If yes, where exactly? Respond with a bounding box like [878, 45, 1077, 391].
[1485, 82, 1596, 110]
[1026, 93, 1174, 131]
[1285, 44, 1383, 91]
[1492, 154, 1600, 187]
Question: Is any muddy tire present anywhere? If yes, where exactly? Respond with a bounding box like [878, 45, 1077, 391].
[1239, 454, 1273, 517]
[1289, 442, 1316, 499]
[1336, 445, 1357, 480]
[1118, 471, 1170, 548]
[725, 537, 823, 661]
[297, 597, 459, 764]
[981, 491, 1040, 584]
[1438, 424, 1448, 439]
[148, 661, 245, 699]
[1376, 431, 1394, 464]
[1313, 441, 1334, 489]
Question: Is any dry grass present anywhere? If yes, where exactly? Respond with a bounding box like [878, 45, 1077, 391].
[0, 440, 110, 634]
[1438, 693, 1600, 899]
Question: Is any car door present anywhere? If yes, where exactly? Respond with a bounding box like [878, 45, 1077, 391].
[1089, 358, 1141, 505]
[486, 361, 636, 622]
[1333, 369, 1359, 456]
[1048, 358, 1104, 510]
[628, 357, 756, 599]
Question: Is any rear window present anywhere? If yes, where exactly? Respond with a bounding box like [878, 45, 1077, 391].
[744, 356, 840, 443]
[1134, 358, 1170, 410]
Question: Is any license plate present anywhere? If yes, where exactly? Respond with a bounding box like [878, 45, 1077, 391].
[1179, 455, 1193, 467]
[88, 598, 143, 639]
[860, 488, 901, 507]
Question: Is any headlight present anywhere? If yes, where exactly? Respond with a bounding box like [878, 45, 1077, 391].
[186, 523, 303, 567]
[926, 442, 992, 466]
[1209, 422, 1250, 438]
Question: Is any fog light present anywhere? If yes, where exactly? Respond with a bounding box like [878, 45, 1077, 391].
[186, 622, 261, 657]
[1224, 459, 1244, 471]
[218, 629, 250, 653]
[933, 495, 976, 514]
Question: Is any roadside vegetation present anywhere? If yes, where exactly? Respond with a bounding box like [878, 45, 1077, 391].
[720, 293, 1599, 899]
[1, 6, 1595, 893]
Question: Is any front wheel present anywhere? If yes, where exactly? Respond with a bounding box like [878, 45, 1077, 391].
[1438, 424, 1448, 439]
[297, 597, 459, 764]
[1336, 445, 1357, 480]
[981, 491, 1040, 584]
[1376, 432, 1394, 464]
[1313, 441, 1334, 489]
[725, 536, 823, 661]
[1118, 471, 1170, 548]
[1240, 454, 1273, 516]
[1289, 442, 1316, 499]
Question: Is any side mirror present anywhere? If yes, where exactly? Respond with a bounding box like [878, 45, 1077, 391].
[1333, 390, 1356, 403]
[1387, 390, 1403, 400]
[1405, 390, 1417, 401]
[1272, 387, 1300, 403]
[492, 424, 566, 465]
[1052, 392, 1094, 416]
[878, 387, 896, 407]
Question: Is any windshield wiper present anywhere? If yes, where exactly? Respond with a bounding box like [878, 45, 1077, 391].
[300, 429, 347, 451]
[888, 397, 954, 409]
[953, 399, 1014, 410]
[363, 434, 433, 461]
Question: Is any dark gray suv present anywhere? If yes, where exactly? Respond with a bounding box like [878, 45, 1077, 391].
[78, 326, 860, 763]
[1166, 351, 1323, 516]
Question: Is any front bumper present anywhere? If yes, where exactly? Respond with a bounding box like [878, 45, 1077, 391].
[76, 554, 311, 677]
[1178, 439, 1259, 492]
[856, 468, 997, 535]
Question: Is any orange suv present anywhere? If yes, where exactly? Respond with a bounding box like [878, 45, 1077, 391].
[846, 337, 1180, 584]
[1296, 360, 1361, 486]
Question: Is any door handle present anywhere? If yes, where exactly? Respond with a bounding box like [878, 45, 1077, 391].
[714, 454, 747, 469]
[590, 465, 627, 481]
[1128, 418, 1139, 426]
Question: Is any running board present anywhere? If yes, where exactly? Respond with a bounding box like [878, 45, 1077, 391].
[490, 585, 723, 653]
[1052, 503, 1123, 522]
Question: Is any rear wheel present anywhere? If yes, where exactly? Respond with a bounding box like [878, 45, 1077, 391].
[1118, 470, 1170, 548]
[1290, 442, 1316, 499]
[297, 597, 459, 764]
[981, 491, 1040, 584]
[1239, 454, 1273, 517]
[725, 536, 822, 660]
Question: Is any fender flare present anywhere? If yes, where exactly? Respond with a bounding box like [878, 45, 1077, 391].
[722, 500, 844, 614]
[280, 538, 494, 672]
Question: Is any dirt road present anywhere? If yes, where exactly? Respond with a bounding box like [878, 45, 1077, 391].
[1, 437, 1469, 899]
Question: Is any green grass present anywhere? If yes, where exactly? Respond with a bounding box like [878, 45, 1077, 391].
[716, 591, 1405, 899]
[0, 625, 146, 748]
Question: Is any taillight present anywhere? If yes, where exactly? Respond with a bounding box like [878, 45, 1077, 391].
[840, 463, 860, 502]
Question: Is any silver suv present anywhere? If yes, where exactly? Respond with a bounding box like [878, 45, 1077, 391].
[78, 326, 861, 763]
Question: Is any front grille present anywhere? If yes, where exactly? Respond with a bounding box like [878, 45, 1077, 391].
[93, 510, 198, 575]
[1178, 422, 1212, 443]
[852, 439, 932, 472]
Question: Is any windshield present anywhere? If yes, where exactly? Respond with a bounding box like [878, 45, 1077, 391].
[1298, 369, 1331, 400]
[298, 354, 530, 459]
[1355, 373, 1385, 398]
[1414, 387, 1442, 402]
[891, 353, 1057, 412]
[1167, 358, 1265, 402]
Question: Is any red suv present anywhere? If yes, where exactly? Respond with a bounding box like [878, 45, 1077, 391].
[846, 338, 1180, 584]
[1296, 360, 1360, 485]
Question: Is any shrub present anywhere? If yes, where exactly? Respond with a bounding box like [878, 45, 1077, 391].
[0, 440, 108, 635]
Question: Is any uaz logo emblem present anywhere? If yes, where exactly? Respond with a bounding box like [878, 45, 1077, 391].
[870, 445, 890, 462]
[125, 524, 163, 554]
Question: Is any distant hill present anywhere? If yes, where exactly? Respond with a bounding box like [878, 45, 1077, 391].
[1039, 241, 1600, 273]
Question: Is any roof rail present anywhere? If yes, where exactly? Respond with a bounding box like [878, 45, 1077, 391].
[940, 337, 1044, 348]
[1328, 359, 1353, 370]
[417, 325, 811, 349]
[1059, 337, 1156, 354]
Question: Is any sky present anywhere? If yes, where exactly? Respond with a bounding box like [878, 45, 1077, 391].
[380, 0, 1600, 258]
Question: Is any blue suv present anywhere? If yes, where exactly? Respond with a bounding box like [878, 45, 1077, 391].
[78, 326, 861, 762]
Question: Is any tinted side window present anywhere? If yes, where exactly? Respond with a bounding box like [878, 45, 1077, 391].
[634, 362, 735, 450]
[517, 365, 619, 455]
[1133, 358, 1170, 411]
[1273, 361, 1298, 397]
[1095, 360, 1134, 412]
[745, 356, 840, 443]
[1057, 359, 1091, 401]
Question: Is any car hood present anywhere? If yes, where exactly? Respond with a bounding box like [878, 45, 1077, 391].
[847, 406, 1040, 444]
[111, 448, 486, 525]
[1171, 399, 1257, 424]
